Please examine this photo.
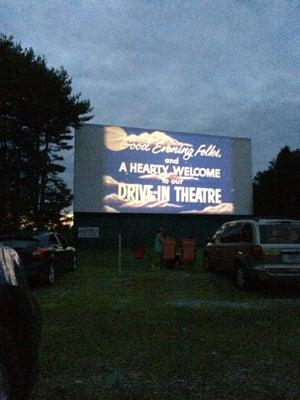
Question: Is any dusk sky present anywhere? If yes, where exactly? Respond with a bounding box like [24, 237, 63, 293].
[2, 0, 300, 191]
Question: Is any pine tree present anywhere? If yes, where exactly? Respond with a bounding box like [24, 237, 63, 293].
[253, 146, 300, 218]
[0, 34, 93, 230]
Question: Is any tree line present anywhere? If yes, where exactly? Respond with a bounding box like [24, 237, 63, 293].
[253, 146, 300, 219]
[0, 35, 92, 231]
[0, 35, 299, 232]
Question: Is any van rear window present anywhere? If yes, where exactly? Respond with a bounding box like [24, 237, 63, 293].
[259, 224, 300, 244]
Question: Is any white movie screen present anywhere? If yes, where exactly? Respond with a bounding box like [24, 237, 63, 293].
[102, 126, 234, 214]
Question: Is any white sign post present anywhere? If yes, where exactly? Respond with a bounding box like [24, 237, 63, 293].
[118, 233, 122, 276]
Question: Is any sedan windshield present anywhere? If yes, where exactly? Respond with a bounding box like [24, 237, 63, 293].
[259, 223, 300, 244]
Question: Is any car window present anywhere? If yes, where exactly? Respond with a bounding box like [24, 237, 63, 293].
[212, 226, 225, 242]
[259, 223, 300, 244]
[220, 225, 234, 243]
[48, 234, 59, 246]
[0, 239, 39, 249]
[241, 223, 253, 243]
[34, 235, 48, 247]
[56, 234, 68, 248]
[220, 223, 244, 243]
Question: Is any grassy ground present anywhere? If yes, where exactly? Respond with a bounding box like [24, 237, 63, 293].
[33, 249, 300, 400]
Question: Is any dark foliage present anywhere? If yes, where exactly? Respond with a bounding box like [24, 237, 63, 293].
[253, 146, 300, 218]
[0, 34, 93, 231]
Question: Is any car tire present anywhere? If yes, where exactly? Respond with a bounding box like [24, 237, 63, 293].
[236, 266, 250, 290]
[47, 263, 55, 285]
[0, 328, 24, 400]
[203, 255, 214, 272]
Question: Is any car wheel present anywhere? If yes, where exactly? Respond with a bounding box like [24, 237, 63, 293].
[47, 263, 55, 285]
[0, 329, 24, 400]
[203, 255, 214, 271]
[236, 266, 249, 289]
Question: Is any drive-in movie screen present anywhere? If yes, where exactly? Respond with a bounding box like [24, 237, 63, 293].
[102, 126, 233, 214]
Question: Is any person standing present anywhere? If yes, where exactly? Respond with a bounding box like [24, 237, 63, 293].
[153, 228, 164, 268]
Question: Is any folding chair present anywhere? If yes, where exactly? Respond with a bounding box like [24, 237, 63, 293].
[162, 238, 177, 267]
[181, 239, 196, 266]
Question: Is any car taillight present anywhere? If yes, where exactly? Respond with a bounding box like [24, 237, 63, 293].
[32, 247, 48, 258]
[251, 245, 264, 259]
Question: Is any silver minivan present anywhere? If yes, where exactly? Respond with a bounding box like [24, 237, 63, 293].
[203, 219, 300, 289]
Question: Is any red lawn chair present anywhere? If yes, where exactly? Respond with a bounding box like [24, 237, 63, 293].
[162, 238, 177, 267]
[181, 239, 196, 265]
[132, 247, 146, 260]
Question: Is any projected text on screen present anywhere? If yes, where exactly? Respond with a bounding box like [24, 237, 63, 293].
[102, 126, 234, 214]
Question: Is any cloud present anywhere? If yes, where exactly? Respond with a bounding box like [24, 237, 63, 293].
[125, 130, 192, 147]
[103, 193, 121, 203]
[103, 191, 181, 211]
[103, 176, 182, 211]
[180, 202, 234, 214]
[103, 175, 119, 186]
[2, 0, 300, 188]
[104, 126, 192, 152]
[139, 173, 198, 182]
[120, 199, 181, 210]
[102, 205, 119, 213]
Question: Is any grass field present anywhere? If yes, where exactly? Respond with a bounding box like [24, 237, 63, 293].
[33, 249, 300, 399]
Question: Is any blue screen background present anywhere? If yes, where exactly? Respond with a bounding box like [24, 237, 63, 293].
[102, 126, 233, 214]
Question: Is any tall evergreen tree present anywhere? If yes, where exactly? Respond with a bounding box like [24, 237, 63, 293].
[253, 146, 300, 218]
[0, 34, 93, 230]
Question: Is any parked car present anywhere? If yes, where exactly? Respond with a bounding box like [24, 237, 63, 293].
[203, 219, 300, 289]
[0, 231, 76, 285]
[0, 243, 41, 399]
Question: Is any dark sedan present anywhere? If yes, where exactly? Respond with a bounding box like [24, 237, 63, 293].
[0, 232, 76, 285]
[0, 243, 41, 399]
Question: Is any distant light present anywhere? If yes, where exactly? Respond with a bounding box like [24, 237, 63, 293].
[60, 212, 74, 227]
